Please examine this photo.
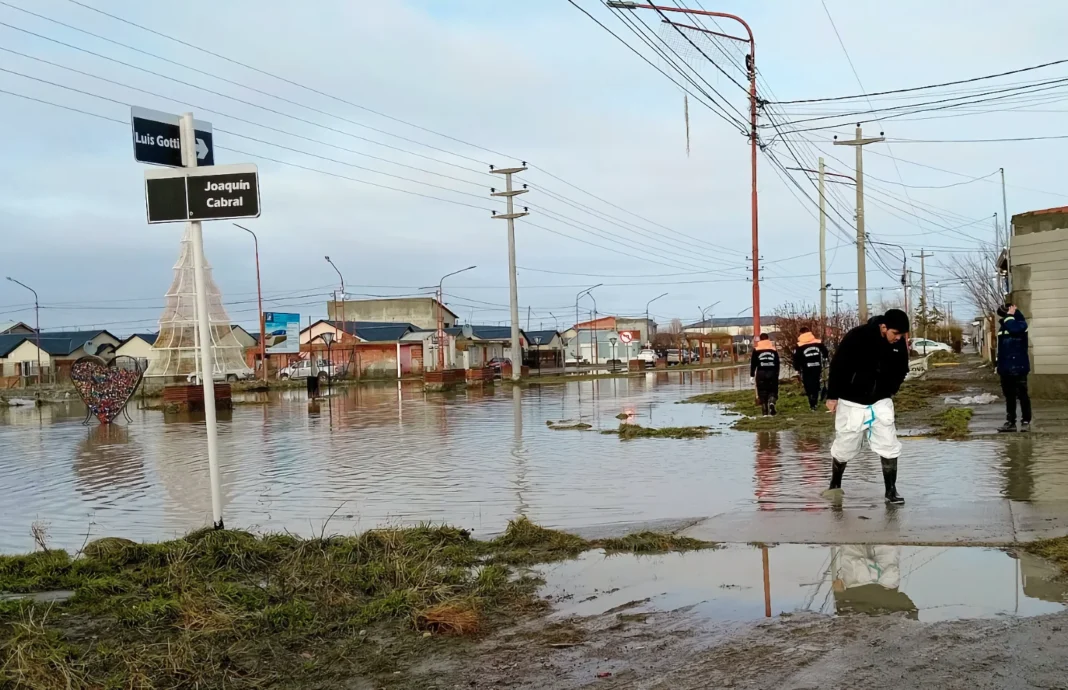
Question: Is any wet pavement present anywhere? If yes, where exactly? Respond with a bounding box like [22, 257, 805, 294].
[538, 544, 1067, 623]
[4, 366, 1068, 553]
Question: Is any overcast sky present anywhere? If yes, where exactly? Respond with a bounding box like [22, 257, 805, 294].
[3, 0, 1067, 335]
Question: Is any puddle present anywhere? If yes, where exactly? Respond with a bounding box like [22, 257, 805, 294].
[537, 544, 1067, 623]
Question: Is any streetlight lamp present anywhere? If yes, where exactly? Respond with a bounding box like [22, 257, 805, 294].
[609, 336, 618, 372]
[699, 301, 721, 362]
[427, 265, 477, 371]
[585, 289, 600, 367]
[321, 331, 334, 394]
[575, 284, 602, 366]
[233, 224, 267, 382]
[6, 277, 41, 389]
[610, 1, 760, 338]
[646, 292, 668, 346]
[324, 256, 345, 320]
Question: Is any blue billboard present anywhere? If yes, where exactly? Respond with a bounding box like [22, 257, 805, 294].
[263, 312, 300, 354]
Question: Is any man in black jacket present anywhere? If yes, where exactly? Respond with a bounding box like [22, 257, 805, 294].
[750, 333, 780, 416]
[793, 327, 830, 411]
[826, 309, 911, 504]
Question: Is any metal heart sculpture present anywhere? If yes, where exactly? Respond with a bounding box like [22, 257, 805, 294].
[70, 355, 143, 424]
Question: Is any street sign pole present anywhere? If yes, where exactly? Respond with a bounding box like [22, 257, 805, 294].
[182, 111, 224, 530]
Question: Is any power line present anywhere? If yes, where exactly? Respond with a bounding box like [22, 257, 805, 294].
[765, 56, 1068, 105]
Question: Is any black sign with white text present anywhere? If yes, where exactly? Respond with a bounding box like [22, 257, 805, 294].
[144, 164, 260, 224]
[131, 107, 213, 167]
[187, 171, 260, 220]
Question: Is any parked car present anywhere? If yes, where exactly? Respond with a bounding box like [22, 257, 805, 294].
[186, 368, 254, 384]
[486, 357, 511, 376]
[666, 349, 682, 365]
[279, 359, 340, 380]
[910, 338, 953, 355]
[636, 348, 658, 365]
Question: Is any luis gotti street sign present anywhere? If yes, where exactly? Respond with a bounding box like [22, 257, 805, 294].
[131, 106, 214, 167]
[144, 164, 261, 223]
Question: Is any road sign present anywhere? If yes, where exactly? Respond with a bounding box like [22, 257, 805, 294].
[618, 331, 634, 344]
[144, 164, 260, 224]
[131, 106, 214, 167]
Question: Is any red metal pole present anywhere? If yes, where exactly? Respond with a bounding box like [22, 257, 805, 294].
[253, 236, 266, 382]
[622, 4, 758, 335]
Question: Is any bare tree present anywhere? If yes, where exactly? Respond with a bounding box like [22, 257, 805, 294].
[942, 247, 1003, 316]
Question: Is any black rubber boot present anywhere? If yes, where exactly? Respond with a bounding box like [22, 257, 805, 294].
[882, 457, 904, 505]
[829, 459, 846, 490]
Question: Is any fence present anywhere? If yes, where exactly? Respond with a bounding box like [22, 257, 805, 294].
[0, 362, 58, 388]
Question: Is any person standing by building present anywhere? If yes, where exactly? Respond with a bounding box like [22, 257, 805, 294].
[996, 304, 1031, 432]
[750, 333, 780, 416]
[793, 326, 829, 412]
[825, 309, 911, 504]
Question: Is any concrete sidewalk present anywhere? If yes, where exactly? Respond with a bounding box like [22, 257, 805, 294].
[677, 499, 1068, 546]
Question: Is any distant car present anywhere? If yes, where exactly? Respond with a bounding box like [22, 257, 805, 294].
[911, 338, 953, 355]
[187, 368, 254, 384]
[636, 349, 657, 365]
[486, 357, 511, 375]
[666, 349, 682, 365]
[279, 359, 340, 380]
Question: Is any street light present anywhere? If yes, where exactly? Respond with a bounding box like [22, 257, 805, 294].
[575, 284, 602, 366]
[324, 256, 345, 319]
[6, 277, 41, 389]
[233, 224, 267, 382]
[646, 292, 668, 345]
[429, 265, 476, 371]
[610, 1, 760, 338]
[699, 301, 721, 362]
[608, 336, 618, 372]
[321, 331, 335, 393]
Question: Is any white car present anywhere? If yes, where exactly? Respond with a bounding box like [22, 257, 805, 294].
[279, 359, 340, 380]
[911, 338, 952, 355]
[636, 349, 658, 365]
[186, 368, 255, 384]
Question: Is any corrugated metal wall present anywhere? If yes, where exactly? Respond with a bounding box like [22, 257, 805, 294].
[1012, 226, 1068, 375]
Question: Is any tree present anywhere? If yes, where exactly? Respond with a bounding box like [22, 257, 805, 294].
[942, 247, 1003, 316]
[773, 302, 819, 353]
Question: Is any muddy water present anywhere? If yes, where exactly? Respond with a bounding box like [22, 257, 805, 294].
[539, 544, 1067, 623]
[2, 368, 1068, 553]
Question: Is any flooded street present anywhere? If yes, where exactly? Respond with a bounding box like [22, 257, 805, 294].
[4, 366, 1068, 553]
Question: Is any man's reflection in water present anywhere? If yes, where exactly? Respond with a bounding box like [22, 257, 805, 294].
[1001, 435, 1035, 501]
[832, 545, 918, 619]
[754, 431, 781, 510]
[795, 432, 825, 511]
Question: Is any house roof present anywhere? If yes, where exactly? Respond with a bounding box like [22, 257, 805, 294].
[525, 330, 561, 345]
[331, 320, 415, 342]
[686, 316, 779, 329]
[445, 325, 527, 342]
[0, 330, 116, 358]
[0, 321, 34, 335]
[119, 333, 159, 347]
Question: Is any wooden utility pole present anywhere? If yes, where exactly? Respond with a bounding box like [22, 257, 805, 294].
[818, 157, 827, 340]
[913, 250, 934, 340]
[834, 125, 884, 323]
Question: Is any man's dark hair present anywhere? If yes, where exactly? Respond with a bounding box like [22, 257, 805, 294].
[759, 333, 770, 341]
[799, 326, 811, 334]
[883, 308, 910, 333]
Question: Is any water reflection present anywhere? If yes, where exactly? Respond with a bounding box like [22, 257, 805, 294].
[1, 366, 1066, 552]
[831, 545, 918, 619]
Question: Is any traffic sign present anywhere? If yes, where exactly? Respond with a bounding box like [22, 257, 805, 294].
[131, 106, 214, 167]
[144, 164, 261, 224]
[618, 331, 634, 344]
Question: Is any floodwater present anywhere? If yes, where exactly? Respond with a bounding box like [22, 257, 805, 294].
[539, 544, 1067, 623]
[3, 367, 1068, 552]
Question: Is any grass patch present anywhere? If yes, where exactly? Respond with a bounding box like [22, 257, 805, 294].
[1025, 536, 1068, 575]
[599, 532, 712, 553]
[928, 350, 959, 364]
[605, 423, 711, 439]
[545, 420, 592, 431]
[615, 412, 629, 420]
[0, 518, 717, 688]
[931, 407, 973, 438]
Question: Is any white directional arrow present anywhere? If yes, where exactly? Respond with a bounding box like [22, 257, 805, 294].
[196, 137, 209, 161]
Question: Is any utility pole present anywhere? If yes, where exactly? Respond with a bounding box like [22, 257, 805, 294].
[830, 288, 844, 316]
[234, 224, 266, 382]
[834, 124, 885, 322]
[181, 111, 223, 530]
[1000, 167, 1011, 294]
[5, 277, 41, 390]
[491, 164, 528, 381]
[818, 157, 827, 339]
[913, 250, 934, 341]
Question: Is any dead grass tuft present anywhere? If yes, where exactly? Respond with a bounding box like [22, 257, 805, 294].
[415, 601, 481, 636]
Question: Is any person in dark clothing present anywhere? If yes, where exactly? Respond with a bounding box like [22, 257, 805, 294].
[750, 333, 780, 416]
[996, 304, 1031, 432]
[793, 327, 830, 411]
[826, 309, 911, 504]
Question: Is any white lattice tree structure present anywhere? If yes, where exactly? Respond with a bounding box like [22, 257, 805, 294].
[146, 227, 249, 380]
